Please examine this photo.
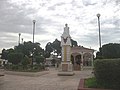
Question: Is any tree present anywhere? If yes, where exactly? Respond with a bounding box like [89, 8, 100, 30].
[102, 43, 120, 59]
[1, 49, 8, 60]
[14, 41, 44, 57]
[45, 42, 53, 52]
[96, 51, 103, 59]
[21, 55, 30, 66]
[51, 59, 56, 66]
[8, 52, 24, 64]
[71, 39, 78, 47]
[45, 38, 78, 58]
[35, 55, 45, 65]
[52, 39, 61, 55]
[1, 48, 15, 60]
[96, 43, 120, 59]
[44, 51, 51, 58]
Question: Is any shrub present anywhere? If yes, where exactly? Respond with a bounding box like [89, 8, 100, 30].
[94, 59, 120, 89]
[5, 64, 19, 71]
[5, 64, 45, 72]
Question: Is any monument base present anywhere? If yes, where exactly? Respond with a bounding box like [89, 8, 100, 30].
[58, 61, 74, 76]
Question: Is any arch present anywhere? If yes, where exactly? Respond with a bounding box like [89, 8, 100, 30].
[83, 53, 93, 66]
[71, 53, 81, 70]
[75, 55, 81, 65]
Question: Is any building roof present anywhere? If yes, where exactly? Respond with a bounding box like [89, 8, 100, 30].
[71, 46, 94, 54]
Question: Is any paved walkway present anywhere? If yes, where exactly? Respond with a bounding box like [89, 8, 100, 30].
[0, 68, 93, 90]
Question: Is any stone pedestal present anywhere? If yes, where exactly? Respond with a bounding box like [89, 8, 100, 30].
[58, 61, 74, 76]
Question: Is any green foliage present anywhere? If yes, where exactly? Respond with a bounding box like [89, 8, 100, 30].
[71, 39, 78, 47]
[1, 41, 44, 63]
[21, 56, 30, 66]
[1, 49, 8, 59]
[5, 64, 45, 72]
[96, 47, 103, 59]
[45, 38, 78, 58]
[51, 59, 56, 66]
[44, 51, 50, 58]
[52, 39, 61, 55]
[14, 41, 44, 57]
[94, 59, 120, 89]
[45, 39, 61, 58]
[96, 43, 120, 59]
[45, 42, 53, 52]
[32, 65, 45, 71]
[96, 51, 103, 59]
[8, 52, 24, 65]
[35, 55, 44, 64]
[85, 77, 102, 88]
[5, 64, 19, 71]
[1, 48, 14, 60]
[102, 43, 120, 59]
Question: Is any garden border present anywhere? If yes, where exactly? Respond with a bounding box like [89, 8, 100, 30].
[78, 79, 112, 90]
[5, 70, 49, 77]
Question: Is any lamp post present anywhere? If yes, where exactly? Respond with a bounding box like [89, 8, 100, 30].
[33, 20, 36, 43]
[32, 20, 36, 65]
[21, 38, 23, 44]
[18, 33, 21, 45]
[97, 13, 102, 56]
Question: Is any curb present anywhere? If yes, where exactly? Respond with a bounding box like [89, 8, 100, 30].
[5, 70, 49, 77]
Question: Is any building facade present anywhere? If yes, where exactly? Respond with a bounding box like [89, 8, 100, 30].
[71, 46, 94, 70]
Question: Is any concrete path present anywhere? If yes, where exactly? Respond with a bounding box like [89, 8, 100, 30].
[0, 68, 93, 90]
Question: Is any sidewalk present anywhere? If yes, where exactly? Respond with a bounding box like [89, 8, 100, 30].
[0, 68, 93, 90]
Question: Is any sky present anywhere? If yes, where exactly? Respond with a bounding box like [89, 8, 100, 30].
[0, 0, 120, 52]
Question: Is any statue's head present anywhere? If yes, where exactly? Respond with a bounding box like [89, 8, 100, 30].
[65, 23, 68, 27]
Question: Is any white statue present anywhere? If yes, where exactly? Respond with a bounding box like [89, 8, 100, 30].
[63, 24, 69, 36]
[61, 24, 71, 46]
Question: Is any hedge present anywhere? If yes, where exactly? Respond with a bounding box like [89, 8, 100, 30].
[5, 64, 45, 72]
[94, 59, 120, 89]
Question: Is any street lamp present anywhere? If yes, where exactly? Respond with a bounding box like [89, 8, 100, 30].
[97, 13, 102, 56]
[18, 33, 21, 45]
[33, 20, 36, 43]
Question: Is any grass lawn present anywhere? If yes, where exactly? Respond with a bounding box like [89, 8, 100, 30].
[84, 77, 105, 89]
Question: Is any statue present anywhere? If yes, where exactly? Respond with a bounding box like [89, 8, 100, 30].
[62, 24, 70, 37]
[61, 24, 71, 46]
[64, 24, 69, 35]
[58, 23, 74, 76]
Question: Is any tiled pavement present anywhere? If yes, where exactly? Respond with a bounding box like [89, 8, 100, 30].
[0, 68, 93, 90]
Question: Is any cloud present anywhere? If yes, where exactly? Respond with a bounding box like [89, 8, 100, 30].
[0, 0, 120, 52]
